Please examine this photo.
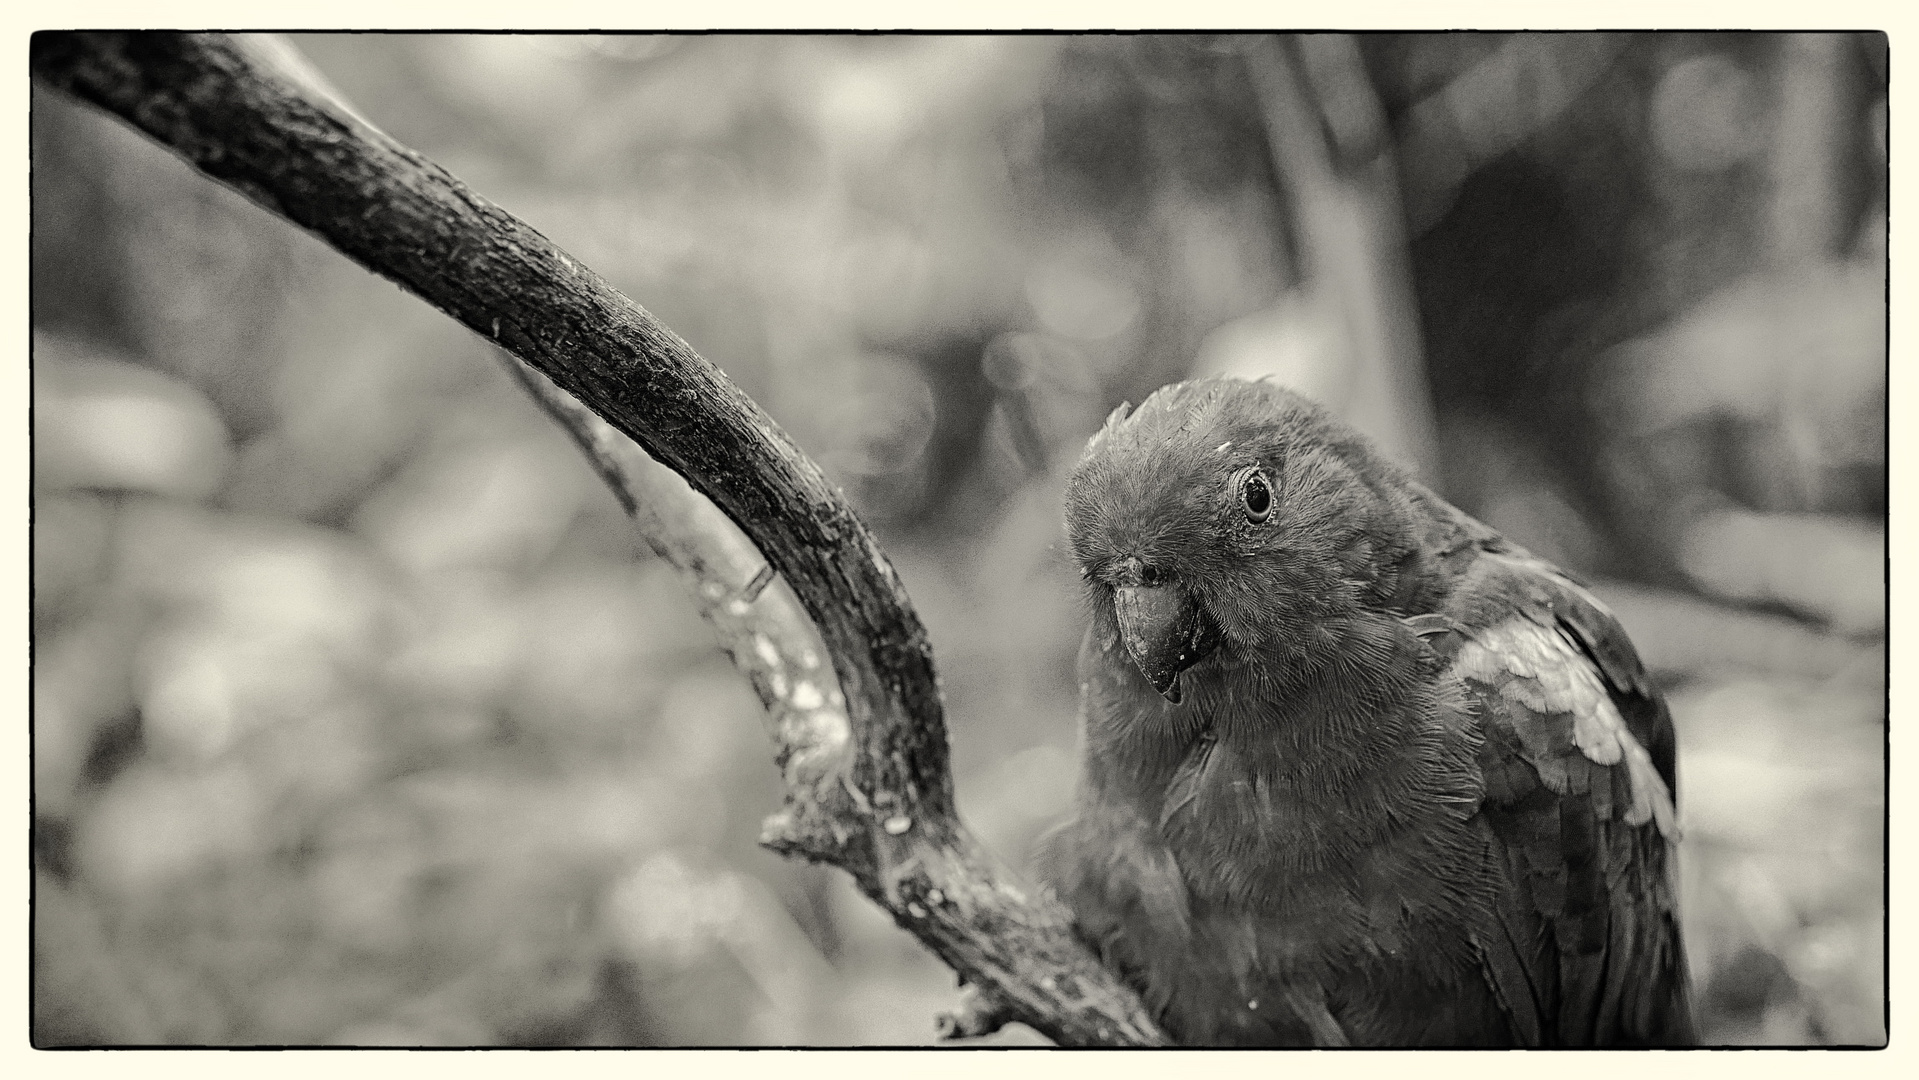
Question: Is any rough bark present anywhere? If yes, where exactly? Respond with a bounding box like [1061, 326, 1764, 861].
[31, 31, 1164, 1046]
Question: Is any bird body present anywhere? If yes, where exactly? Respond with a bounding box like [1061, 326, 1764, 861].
[1042, 379, 1693, 1046]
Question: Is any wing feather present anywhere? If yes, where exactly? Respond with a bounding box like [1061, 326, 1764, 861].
[1429, 551, 1694, 1045]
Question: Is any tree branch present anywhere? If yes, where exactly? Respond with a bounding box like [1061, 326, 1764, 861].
[30, 31, 1164, 1046]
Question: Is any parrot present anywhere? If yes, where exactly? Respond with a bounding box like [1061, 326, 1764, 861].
[1039, 378, 1694, 1047]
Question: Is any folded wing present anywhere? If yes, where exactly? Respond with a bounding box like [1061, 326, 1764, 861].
[1417, 550, 1695, 1045]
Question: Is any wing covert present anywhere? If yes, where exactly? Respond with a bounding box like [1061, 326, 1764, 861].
[1421, 550, 1693, 1045]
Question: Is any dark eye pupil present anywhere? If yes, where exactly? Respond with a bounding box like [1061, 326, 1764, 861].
[1243, 474, 1270, 517]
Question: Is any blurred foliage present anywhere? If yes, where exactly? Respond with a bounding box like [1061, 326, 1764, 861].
[31, 33, 1884, 1046]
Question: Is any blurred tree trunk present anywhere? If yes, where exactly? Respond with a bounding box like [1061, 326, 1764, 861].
[1242, 34, 1436, 480]
[1767, 34, 1849, 265]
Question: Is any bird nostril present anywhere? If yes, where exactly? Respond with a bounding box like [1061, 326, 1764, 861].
[1115, 556, 1170, 589]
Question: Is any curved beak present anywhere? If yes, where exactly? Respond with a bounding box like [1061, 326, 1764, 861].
[1113, 584, 1220, 704]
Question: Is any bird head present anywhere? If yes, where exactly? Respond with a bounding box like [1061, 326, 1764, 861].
[1064, 379, 1417, 703]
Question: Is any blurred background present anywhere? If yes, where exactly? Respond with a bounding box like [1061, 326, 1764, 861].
[30, 33, 1885, 1046]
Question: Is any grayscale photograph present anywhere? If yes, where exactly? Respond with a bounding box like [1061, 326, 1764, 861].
[29, 31, 1886, 1047]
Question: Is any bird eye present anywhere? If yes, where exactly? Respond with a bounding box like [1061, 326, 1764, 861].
[1236, 467, 1272, 523]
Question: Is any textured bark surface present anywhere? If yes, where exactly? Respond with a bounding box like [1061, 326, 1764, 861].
[30, 31, 1164, 1046]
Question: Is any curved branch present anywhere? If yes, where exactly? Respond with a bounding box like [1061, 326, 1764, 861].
[30, 31, 1164, 1046]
